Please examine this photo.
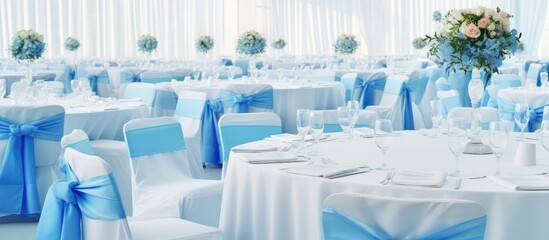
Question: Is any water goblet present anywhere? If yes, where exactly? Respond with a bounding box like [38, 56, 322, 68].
[514, 103, 530, 141]
[448, 118, 468, 177]
[296, 109, 311, 158]
[430, 100, 443, 137]
[347, 100, 360, 138]
[489, 121, 508, 176]
[309, 111, 325, 156]
[374, 119, 393, 170]
[337, 106, 351, 141]
[70, 79, 80, 96]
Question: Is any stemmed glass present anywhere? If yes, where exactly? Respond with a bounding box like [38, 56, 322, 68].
[296, 109, 311, 158]
[347, 101, 360, 138]
[309, 111, 325, 156]
[0, 79, 6, 98]
[375, 119, 393, 170]
[430, 100, 443, 137]
[447, 118, 468, 177]
[193, 68, 201, 82]
[489, 122, 508, 176]
[514, 103, 530, 141]
[337, 106, 352, 141]
[70, 79, 80, 96]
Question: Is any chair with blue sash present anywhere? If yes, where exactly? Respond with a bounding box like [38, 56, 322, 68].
[340, 73, 361, 102]
[436, 77, 451, 91]
[222, 84, 274, 114]
[85, 66, 115, 97]
[170, 68, 194, 81]
[48, 64, 75, 93]
[448, 107, 499, 130]
[365, 74, 425, 130]
[418, 67, 443, 128]
[123, 82, 156, 115]
[322, 193, 487, 240]
[481, 74, 521, 108]
[498, 97, 549, 132]
[485, 85, 502, 108]
[0, 105, 65, 219]
[356, 71, 387, 109]
[438, 90, 462, 117]
[174, 91, 209, 179]
[141, 71, 173, 84]
[123, 117, 223, 227]
[323, 110, 378, 133]
[526, 63, 542, 87]
[36, 148, 223, 240]
[152, 82, 178, 117]
[118, 68, 145, 97]
[218, 112, 282, 178]
[447, 71, 471, 107]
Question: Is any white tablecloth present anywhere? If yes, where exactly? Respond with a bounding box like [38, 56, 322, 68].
[0, 70, 64, 96]
[220, 131, 549, 240]
[174, 80, 345, 133]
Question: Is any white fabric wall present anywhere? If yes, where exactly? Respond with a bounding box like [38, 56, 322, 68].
[0, 0, 546, 59]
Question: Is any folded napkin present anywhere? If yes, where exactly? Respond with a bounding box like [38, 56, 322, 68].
[285, 164, 365, 179]
[268, 133, 328, 143]
[232, 142, 282, 153]
[118, 97, 142, 102]
[489, 175, 549, 191]
[240, 152, 304, 164]
[391, 170, 447, 187]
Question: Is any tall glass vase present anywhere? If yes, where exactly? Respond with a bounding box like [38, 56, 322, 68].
[25, 60, 33, 86]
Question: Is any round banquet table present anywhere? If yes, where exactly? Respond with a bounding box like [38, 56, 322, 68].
[0, 98, 149, 140]
[219, 131, 549, 240]
[173, 80, 345, 133]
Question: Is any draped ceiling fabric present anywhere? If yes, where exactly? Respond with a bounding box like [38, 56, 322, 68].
[0, 0, 546, 59]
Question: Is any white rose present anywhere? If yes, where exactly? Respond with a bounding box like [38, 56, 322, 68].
[475, 6, 486, 16]
[484, 9, 495, 18]
[489, 31, 497, 38]
[18, 30, 28, 39]
[502, 22, 510, 32]
[451, 10, 464, 21]
[460, 23, 481, 38]
[487, 23, 496, 31]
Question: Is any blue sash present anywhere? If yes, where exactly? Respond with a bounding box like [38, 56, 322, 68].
[202, 99, 224, 166]
[120, 71, 142, 83]
[0, 113, 64, 215]
[87, 70, 109, 93]
[322, 206, 486, 240]
[125, 123, 186, 158]
[437, 84, 451, 91]
[498, 98, 548, 132]
[360, 76, 386, 109]
[440, 95, 462, 117]
[223, 89, 274, 113]
[219, 125, 281, 161]
[400, 82, 415, 130]
[35, 171, 126, 240]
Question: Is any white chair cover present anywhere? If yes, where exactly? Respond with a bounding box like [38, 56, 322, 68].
[418, 67, 443, 128]
[123, 117, 223, 227]
[322, 193, 486, 239]
[438, 90, 462, 116]
[85, 66, 116, 98]
[141, 71, 173, 84]
[152, 82, 177, 117]
[123, 82, 156, 115]
[340, 73, 361, 102]
[526, 63, 542, 87]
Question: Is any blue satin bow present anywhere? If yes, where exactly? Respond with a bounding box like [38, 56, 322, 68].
[35, 171, 126, 240]
[223, 89, 274, 113]
[202, 99, 224, 166]
[359, 77, 386, 109]
[400, 82, 415, 130]
[87, 70, 109, 93]
[120, 71, 141, 83]
[322, 206, 486, 240]
[498, 98, 548, 132]
[0, 113, 64, 215]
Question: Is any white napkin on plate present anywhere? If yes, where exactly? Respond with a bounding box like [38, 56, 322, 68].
[285, 164, 363, 178]
[240, 152, 304, 164]
[488, 175, 549, 191]
[232, 141, 282, 153]
[390, 170, 447, 187]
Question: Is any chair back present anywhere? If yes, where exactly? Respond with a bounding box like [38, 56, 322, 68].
[61, 129, 95, 156]
[222, 84, 274, 113]
[0, 105, 65, 216]
[436, 77, 451, 91]
[175, 91, 207, 138]
[152, 82, 178, 117]
[36, 148, 131, 240]
[124, 82, 156, 108]
[141, 71, 172, 84]
[218, 112, 282, 163]
[491, 73, 521, 88]
[438, 90, 462, 115]
[448, 107, 499, 130]
[85, 66, 112, 97]
[323, 110, 378, 133]
[340, 73, 361, 102]
[358, 71, 387, 108]
[322, 193, 487, 240]
[378, 74, 408, 107]
[119, 68, 144, 84]
[526, 63, 542, 87]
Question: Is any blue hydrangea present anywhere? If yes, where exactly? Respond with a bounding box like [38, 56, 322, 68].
[236, 30, 267, 56]
[272, 39, 286, 49]
[333, 34, 359, 54]
[65, 37, 80, 51]
[10, 30, 46, 62]
[413, 38, 427, 49]
[196, 35, 215, 53]
[138, 34, 158, 54]
[433, 11, 442, 22]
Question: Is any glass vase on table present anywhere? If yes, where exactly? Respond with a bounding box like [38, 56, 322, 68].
[465, 68, 491, 154]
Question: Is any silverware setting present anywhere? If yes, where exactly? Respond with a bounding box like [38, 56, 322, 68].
[380, 170, 396, 185]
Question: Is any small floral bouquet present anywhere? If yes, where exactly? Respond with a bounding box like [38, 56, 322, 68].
[138, 34, 158, 54]
[236, 30, 267, 56]
[65, 37, 80, 52]
[333, 34, 359, 55]
[272, 38, 286, 50]
[196, 35, 215, 53]
[423, 6, 521, 74]
[433, 11, 442, 22]
[413, 37, 427, 49]
[10, 29, 46, 62]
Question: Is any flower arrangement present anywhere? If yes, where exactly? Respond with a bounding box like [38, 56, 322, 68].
[333, 34, 359, 55]
[413, 37, 427, 49]
[517, 42, 525, 52]
[236, 30, 267, 56]
[138, 34, 158, 54]
[65, 37, 80, 52]
[423, 6, 521, 74]
[10, 29, 46, 62]
[433, 11, 442, 22]
[196, 35, 215, 53]
[272, 38, 286, 49]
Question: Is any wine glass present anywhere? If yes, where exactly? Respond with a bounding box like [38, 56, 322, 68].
[430, 100, 443, 137]
[489, 121, 508, 176]
[0, 79, 6, 98]
[375, 119, 393, 170]
[447, 118, 468, 177]
[347, 101, 360, 138]
[540, 121, 549, 153]
[193, 68, 201, 81]
[337, 106, 351, 141]
[296, 109, 311, 158]
[514, 103, 530, 141]
[309, 111, 325, 156]
[70, 79, 80, 96]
